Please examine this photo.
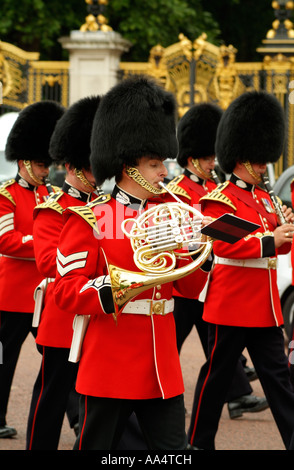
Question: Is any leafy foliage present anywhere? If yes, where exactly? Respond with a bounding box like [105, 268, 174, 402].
[0, 0, 280, 62]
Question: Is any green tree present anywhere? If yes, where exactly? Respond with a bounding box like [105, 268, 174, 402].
[106, 0, 220, 61]
[0, 0, 219, 61]
[0, 0, 86, 59]
[0, 0, 282, 62]
[200, 0, 280, 61]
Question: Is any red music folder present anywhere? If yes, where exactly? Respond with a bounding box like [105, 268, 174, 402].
[201, 213, 260, 244]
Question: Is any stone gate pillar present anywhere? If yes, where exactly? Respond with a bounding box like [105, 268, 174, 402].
[59, 1, 131, 104]
[60, 30, 131, 104]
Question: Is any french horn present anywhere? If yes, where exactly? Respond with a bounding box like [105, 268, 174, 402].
[108, 183, 213, 323]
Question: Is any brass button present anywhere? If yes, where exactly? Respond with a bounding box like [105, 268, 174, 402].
[155, 292, 161, 299]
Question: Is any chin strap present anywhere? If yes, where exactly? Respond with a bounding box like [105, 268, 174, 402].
[23, 160, 44, 186]
[125, 166, 163, 195]
[243, 161, 262, 183]
[74, 168, 96, 191]
[191, 158, 212, 181]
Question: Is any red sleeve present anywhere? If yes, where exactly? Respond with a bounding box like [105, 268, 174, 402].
[0, 194, 34, 258]
[33, 208, 64, 278]
[54, 213, 106, 316]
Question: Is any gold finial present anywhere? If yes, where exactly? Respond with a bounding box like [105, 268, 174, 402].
[178, 32, 207, 61]
[80, 0, 112, 32]
[267, 0, 294, 38]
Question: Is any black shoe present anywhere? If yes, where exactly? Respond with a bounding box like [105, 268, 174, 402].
[228, 394, 269, 419]
[73, 422, 79, 436]
[186, 443, 204, 450]
[244, 365, 258, 382]
[0, 425, 17, 438]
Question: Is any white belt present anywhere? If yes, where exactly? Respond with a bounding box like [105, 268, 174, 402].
[215, 256, 277, 270]
[122, 298, 174, 316]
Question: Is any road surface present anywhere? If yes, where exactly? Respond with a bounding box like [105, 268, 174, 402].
[0, 328, 286, 451]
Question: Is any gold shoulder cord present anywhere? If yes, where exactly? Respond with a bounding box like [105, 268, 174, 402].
[200, 181, 237, 211]
[0, 179, 16, 206]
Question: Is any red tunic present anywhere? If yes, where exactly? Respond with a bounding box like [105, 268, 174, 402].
[53, 190, 209, 399]
[0, 177, 50, 313]
[33, 187, 96, 348]
[201, 177, 290, 328]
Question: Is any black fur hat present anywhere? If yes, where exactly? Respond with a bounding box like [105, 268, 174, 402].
[90, 75, 178, 186]
[177, 103, 223, 168]
[49, 95, 101, 171]
[215, 91, 285, 174]
[5, 101, 65, 165]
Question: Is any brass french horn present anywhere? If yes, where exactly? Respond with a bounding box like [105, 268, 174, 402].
[108, 183, 213, 323]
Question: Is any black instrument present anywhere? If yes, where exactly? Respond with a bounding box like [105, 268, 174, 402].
[261, 174, 286, 224]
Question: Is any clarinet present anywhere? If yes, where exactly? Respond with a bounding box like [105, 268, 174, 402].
[210, 170, 220, 184]
[44, 177, 55, 196]
[261, 174, 286, 224]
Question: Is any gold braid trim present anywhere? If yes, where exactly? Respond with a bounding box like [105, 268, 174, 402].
[200, 181, 237, 211]
[0, 179, 16, 206]
[33, 191, 64, 218]
[67, 193, 111, 236]
[165, 176, 191, 200]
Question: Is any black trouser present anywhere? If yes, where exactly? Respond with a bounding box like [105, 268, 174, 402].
[173, 297, 252, 401]
[74, 394, 187, 450]
[187, 324, 294, 450]
[26, 345, 79, 450]
[0, 311, 37, 427]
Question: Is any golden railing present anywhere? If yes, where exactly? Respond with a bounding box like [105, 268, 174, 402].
[1, 35, 294, 177]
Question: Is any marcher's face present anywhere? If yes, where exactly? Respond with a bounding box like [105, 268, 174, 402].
[81, 168, 97, 192]
[30, 161, 50, 181]
[18, 160, 50, 186]
[198, 156, 216, 175]
[136, 156, 168, 191]
[251, 163, 267, 179]
[234, 161, 267, 185]
[246, 162, 267, 184]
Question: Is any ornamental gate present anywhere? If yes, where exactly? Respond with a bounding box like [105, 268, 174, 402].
[1, 1, 294, 178]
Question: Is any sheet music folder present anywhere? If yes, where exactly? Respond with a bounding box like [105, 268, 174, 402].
[201, 213, 260, 244]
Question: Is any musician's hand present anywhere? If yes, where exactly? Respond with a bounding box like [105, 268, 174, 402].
[281, 204, 294, 224]
[273, 223, 294, 248]
[201, 216, 213, 227]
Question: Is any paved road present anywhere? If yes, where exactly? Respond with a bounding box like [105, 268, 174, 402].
[0, 328, 286, 451]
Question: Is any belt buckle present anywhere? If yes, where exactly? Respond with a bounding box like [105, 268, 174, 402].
[268, 258, 277, 269]
[148, 300, 166, 315]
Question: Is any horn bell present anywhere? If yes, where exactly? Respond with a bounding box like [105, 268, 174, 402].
[108, 234, 213, 323]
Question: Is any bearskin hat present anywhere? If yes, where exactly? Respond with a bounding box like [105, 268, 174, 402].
[215, 91, 285, 174]
[49, 95, 101, 171]
[177, 103, 223, 168]
[5, 101, 65, 165]
[90, 75, 178, 186]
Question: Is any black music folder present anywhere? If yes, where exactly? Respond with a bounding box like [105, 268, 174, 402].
[201, 213, 260, 244]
